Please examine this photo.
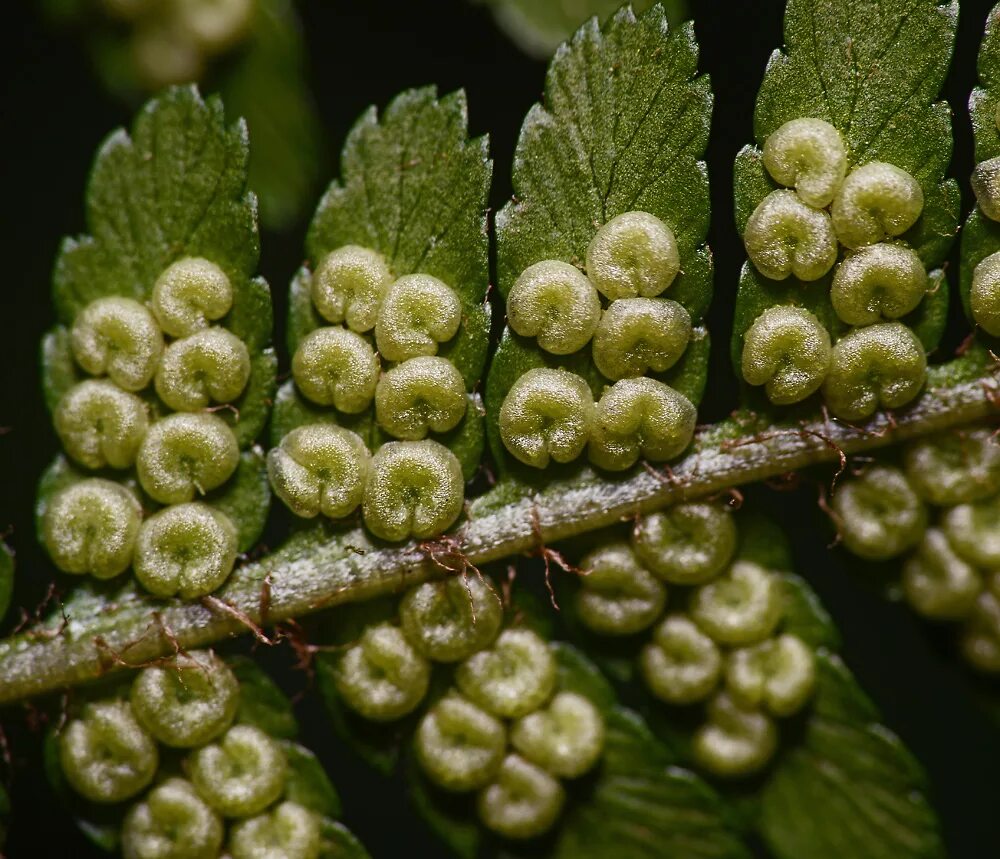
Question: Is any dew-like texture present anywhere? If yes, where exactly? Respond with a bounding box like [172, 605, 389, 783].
[122, 778, 224, 859]
[267, 424, 370, 519]
[585, 211, 680, 300]
[130, 651, 239, 748]
[136, 412, 240, 504]
[587, 377, 696, 471]
[832, 465, 928, 560]
[311, 245, 392, 333]
[821, 322, 927, 421]
[43, 478, 142, 578]
[639, 615, 722, 705]
[375, 356, 467, 440]
[971, 155, 1000, 223]
[971, 250, 1000, 336]
[415, 695, 507, 791]
[576, 542, 667, 635]
[456, 628, 556, 719]
[133, 502, 238, 599]
[71, 296, 164, 391]
[361, 439, 464, 541]
[632, 502, 737, 585]
[375, 273, 462, 362]
[902, 528, 983, 620]
[762, 117, 847, 208]
[476, 754, 565, 840]
[943, 493, 1000, 568]
[506, 260, 601, 354]
[831, 243, 928, 326]
[152, 257, 234, 339]
[831, 162, 924, 249]
[592, 297, 691, 380]
[510, 691, 605, 779]
[692, 692, 777, 779]
[961, 588, 1000, 674]
[333, 623, 431, 721]
[189, 724, 288, 818]
[499, 368, 595, 468]
[740, 306, 831, 405]
[399, 575, 503, 662]
[690, 561, 782, 646]
[59, 700, 158, 804]
[228, 801, 321, 859]
[291, 326, 380, 413]
[725, 634, 816, 717]
[155, 327, 251, 411]
[743, 189, 837, 281]
[903, 426, 1000, 505]
[55, 380, 149, 469]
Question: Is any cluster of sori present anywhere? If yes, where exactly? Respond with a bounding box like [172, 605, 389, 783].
[498, 211, 697, 471]
[741, 118, 931, 420]
[969, 106, 1000, 338]
[57, 651, 322, 859]
[98, 0, 253, 89]
[270, 246, 469, 542]
[833, 425, 1000, 673]
[42, 258, 251, 600]
[575, 502, 816, 778]
[330, 576, 606, 840]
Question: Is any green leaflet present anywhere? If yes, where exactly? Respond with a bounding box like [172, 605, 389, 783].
[228, 655, 301, 740]
[207, 448, 272, 554]
[0, 542, 12, 625]
[282, 741, 343, 819]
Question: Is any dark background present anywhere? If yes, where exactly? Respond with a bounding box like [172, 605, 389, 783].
[2, 0, 999, 856]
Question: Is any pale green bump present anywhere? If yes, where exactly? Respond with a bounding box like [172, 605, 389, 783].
[43, 478, 142, 578]
[267, 424, 370, 519]
[902, 528, 983, 620]
[743, 189, 837, 281]
[476, 754, 565, 840]
[831, 464, 928, 560]
[456, 628, 556, 719]
[970, 250, 1000, 336]
[831, 243, 928, 326]
[576, 542, 667, 636]
[831, 162, 924, 249]
[725, 634, 816, 717]
[122, 778, 224, 859]
[133, 502, 238, 599]
[507, 260, 601, 354]
[59, 700, 158, 804]
[822, 322, 926, 421]
[971, 155, 1000, 223]
[130, 650, 239, 748]
[71, 296, 164, 391]
[375, 356, 467, 440]
[690, 560, 783, 646]
[587, 378, 696, 472]
[592, 297, 691, 380]
[499, 368, 594, 468]
[960, 586, 1000, 674]
[173, 0, 254, 53]
[292, 326, 380, 413]
[639, 615, 722, 705]
[942, 493, 1000, 569]
[415, 695, 507, 791]
[132, 24, 204, 89]
[334, 623, 431, 721]
[229, 801, 321, 859]
[632, 502, 737, 585]
[362, 439, 464, 541]
[692, 692, 778, 779]
[762, 117, 847, 208]
[155, 327, 251, 411]
[137, 412, 240, 504]
[586, 211, 680, 300]
[188, 724, 288, 818]
[510, 691, 605, 779]
[311, 245, 392, 332]
[375, 274, 462, 362]
[152, 257, 234, 339]
[741, 305, 831, 405]
[903, 426, 1000, 505]
[399, 574, 502, 662]
[55, 380, 149, 469]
